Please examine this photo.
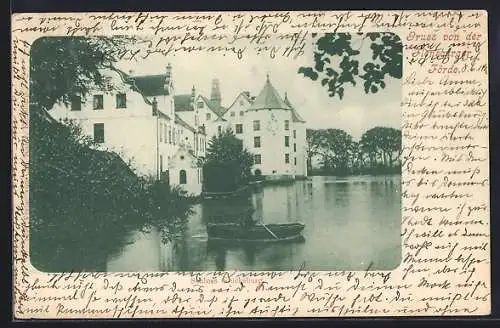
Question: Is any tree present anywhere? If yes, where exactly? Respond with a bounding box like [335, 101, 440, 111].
[348, 141, 364, 171]
[360, 127, 402, 169]
[30, 36, 137, 113]
[306, 128, 353, 175]
[28, 36, 193, 271]
[306, 129, 325, 172]
[318, 129, 353, 174]
[203, 128, 254, 192]
[298, 33, 402, 100]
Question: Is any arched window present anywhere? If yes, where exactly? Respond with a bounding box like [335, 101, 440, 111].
[179, 170, 187, 184]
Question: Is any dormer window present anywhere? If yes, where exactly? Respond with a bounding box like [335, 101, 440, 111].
[116, 93, 127, 109]
[70, 95, 81, 111]
[197, 101, 204, 108]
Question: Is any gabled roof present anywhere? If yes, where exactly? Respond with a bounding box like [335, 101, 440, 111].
[168, 145, 201, 168]
[174, 94, 193, 112]
[127, 74, 170, 97]
[225, 91, 253, 112]
[199, 95, 227, 118]
[248, 75, 291, 111]
[284, 93, 306, 123]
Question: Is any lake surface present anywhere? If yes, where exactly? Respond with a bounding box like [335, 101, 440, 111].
[107, 175, 401, 272]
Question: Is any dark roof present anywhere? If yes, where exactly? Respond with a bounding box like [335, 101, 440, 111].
[174, 94, 193, 112]
[127, 74, 170, 97]
[284, 94, 306, 123]
[199, 95, 227, 117]
[112, 68, 173, 119]
[114, 68, 153, 106]
[249, 75, 290, 111]
[174, 114, 197, 134]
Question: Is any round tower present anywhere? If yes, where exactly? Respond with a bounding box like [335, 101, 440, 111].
[245, 74, 294, 179]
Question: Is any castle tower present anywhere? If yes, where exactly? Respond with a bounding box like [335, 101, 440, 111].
[210, 78, 221, 106]
[245, 74, 294, 178]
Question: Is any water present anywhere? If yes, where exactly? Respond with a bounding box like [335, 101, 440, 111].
[107, 175, 401, 272]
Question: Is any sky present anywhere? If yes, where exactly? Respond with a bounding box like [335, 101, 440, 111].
[116, 35, 401, 140]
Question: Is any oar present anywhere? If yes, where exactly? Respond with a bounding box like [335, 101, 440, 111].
[261, 222, 279, 240]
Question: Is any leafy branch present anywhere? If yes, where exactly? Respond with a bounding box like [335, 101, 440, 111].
[298, 32, 402, 100]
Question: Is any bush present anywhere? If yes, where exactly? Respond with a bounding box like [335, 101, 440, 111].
[29, 111, 194, 271]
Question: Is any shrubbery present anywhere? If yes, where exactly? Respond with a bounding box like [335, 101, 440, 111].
[29, 110, 194, 271]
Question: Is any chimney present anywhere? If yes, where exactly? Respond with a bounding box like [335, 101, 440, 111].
[190, 85, 196, 109]
[164, 63, 172, 92]
[152, 97, 158, 115]
[210, 78, 221, 106]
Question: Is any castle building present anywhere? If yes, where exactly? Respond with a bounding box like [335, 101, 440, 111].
[48, 66, 308, 197]
[48, 64, 206, 196]
[176, 74, 308, 180]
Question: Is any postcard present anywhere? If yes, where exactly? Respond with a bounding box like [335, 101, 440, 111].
[12, 10, 490, 318]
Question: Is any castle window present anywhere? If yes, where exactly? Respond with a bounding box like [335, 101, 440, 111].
[254, 154, 262, 164]
[197, 101, 204, 108]
[254, 136, 261, 148]
[240, 111, 244, 116]
[230, 111, 235, 117]
[179, 170, 187, 184]
[293, 130, 296, 138]
[285, 136, 290, 147]
[285, 120, 290, 131]
[206, 113, 211, 120]
[93, 95, 104, 110]
[253, 120, 260, 131]
[168, 128, 172, 144]
[218, 126, 222, 134]
[93, 123, 104, 143]
[239, 100, 244, 106]
[116, 93, 127, 108]
[285, 153, 290, 164]
[160, 155, 163, 173]
[294, 157, 297, 165]
[236, 124, 243, 134]
[160, 123, 164, 142]
[294, 143, 297, 152]
[70, 95, 81, 111]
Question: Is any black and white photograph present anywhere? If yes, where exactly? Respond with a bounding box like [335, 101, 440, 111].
[29, 32, 402, 273]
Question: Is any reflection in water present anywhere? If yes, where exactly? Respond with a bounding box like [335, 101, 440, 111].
[56, 175, 402, 272]
[214, 248, 226, 271]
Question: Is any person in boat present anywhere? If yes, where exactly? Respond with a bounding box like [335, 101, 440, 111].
[241, 208, 257, 228]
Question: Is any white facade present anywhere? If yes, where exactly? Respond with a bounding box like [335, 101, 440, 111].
[178, 76, 308, 179]
[168, 147, 203, 196]
[49, 66, 206, 196]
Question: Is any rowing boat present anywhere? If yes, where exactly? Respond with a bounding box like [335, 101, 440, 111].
[206, 222, 305, 242]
